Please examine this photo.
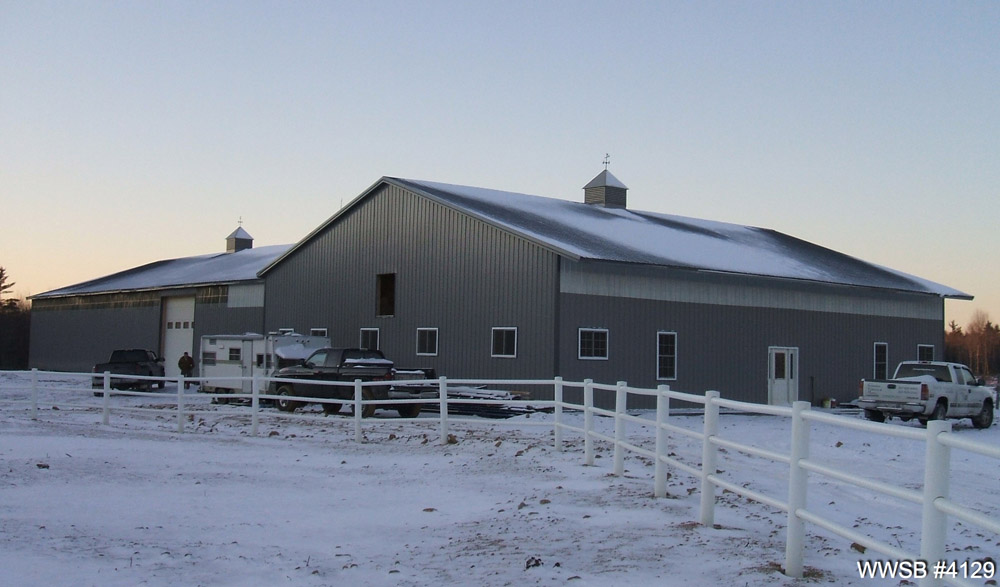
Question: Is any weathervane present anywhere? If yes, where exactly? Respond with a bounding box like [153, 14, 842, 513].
[603, 153, 611, 170]
[238, 216, 243, 227]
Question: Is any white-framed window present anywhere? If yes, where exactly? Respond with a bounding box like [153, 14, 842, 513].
[416, 328, 438, 356]
[360, 328, 380, 351]
[201, 351, 216, 366]
[917, 344, 934, 362]
[578, 328, 609, 360]
[228, 348, 241, 362]
[873, 342, 889, 379]
[310, 328, 328, 337]
[657, 331, 677, 380]
[491, 327, 517, 358]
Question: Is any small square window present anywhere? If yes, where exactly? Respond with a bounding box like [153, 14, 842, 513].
[310, 328, 328, 337]
[229, 348, 241, 362]
[417, 328, 438, 356]
[491, 327, 517, 358]
[918, 344, 934, 362]
[578, 328, 608, 360]
[360, 328, 380, 351]
[201, 351, 216, 366]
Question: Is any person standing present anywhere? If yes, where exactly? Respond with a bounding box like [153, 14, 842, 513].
[178, 352, 194, 389]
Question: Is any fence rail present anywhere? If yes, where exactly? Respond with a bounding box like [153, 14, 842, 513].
[2, 368, 996, 587]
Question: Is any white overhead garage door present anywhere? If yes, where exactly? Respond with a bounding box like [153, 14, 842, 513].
[162, 296, 195, 378]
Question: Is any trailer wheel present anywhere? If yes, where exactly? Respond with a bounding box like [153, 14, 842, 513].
[971, 399, 994, 429]
[863, 409, 885, 423]
[275, 385, 300, 412]
[397, 404, 421, 418]
[322, 402, 342, 416]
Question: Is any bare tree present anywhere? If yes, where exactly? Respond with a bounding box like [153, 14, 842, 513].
[966, 310, 996, 376]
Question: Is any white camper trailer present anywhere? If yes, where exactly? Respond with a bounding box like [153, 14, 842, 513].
[198, 332, 330, 397]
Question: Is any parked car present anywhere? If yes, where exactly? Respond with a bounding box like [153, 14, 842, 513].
[269, 347, 436, 417]
[92, 349, 165, 393]
[858, 361, 994, 428]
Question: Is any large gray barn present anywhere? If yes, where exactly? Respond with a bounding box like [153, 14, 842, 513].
[259, 172, 970, 406]
[30, 229, 290, 374]
[29, 172, 969, 406]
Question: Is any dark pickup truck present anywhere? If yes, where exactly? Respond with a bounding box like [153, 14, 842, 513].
[269, 347, 436, 417]
[92, 349, 166, 392]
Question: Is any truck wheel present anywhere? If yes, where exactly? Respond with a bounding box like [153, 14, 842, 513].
[864, 409, 885, 423]
[350, 389, 377, 418]
[397, 404, 421, 418]
[930, 401, 947, 422]
[971, 400, 994, 429]
[322, 402, 342, 416]
[275, 385, 299, 413]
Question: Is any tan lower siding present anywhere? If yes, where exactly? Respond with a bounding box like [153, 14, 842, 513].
[560, 262, 942, 320]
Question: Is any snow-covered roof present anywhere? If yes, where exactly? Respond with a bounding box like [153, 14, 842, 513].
[384, 177, 969, 299]
[584, 170, 628, 190]
[33, 244, 292, 299]
[227, 227, 253, 241]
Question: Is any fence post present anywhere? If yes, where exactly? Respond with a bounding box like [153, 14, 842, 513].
[784, 400, 812, 579]
[553, 376, 564, 452]
[613, 381, 627, 476]
[439, 376, 449, 444]
[919, 419, 952, 587]
[584, 379, 595, 466]
[699, 390, 721, 526]
[251, 376, 260, 437]
[30, 368, 38, 420]
[177, 374, 185, 433]
[654, 385, 670, 498]
[102, 371, 111, 425]
[354, 379, 363, 443]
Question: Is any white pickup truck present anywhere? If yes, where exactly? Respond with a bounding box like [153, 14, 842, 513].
[858, 361, 994, 428]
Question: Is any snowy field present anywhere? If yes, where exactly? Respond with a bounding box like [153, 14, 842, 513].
[1, 371, 997, 587]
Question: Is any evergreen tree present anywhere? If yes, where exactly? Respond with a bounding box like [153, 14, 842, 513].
[0, 266, 16, 310]
[0, 266, 30, 368]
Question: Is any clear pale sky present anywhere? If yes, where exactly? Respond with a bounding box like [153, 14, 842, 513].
[2, 2, 997, 329]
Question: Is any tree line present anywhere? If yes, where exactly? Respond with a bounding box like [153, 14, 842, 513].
[945, 310, 999, 378]
[0, 267, 30, 369]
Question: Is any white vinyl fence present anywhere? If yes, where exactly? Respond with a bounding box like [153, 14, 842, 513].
[4, 369, 998, 587]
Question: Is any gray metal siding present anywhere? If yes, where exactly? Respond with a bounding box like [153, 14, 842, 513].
[558, 292, 944, 408]
[264, 184, 560, 379]
[30, 302, 161, 372]
[30, 286, 268, 373]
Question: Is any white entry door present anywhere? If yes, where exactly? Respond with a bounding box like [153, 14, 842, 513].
[768, 346, 799, 406]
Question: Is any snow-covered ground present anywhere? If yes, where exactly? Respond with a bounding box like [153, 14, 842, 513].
[1, 371, 997, 586]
